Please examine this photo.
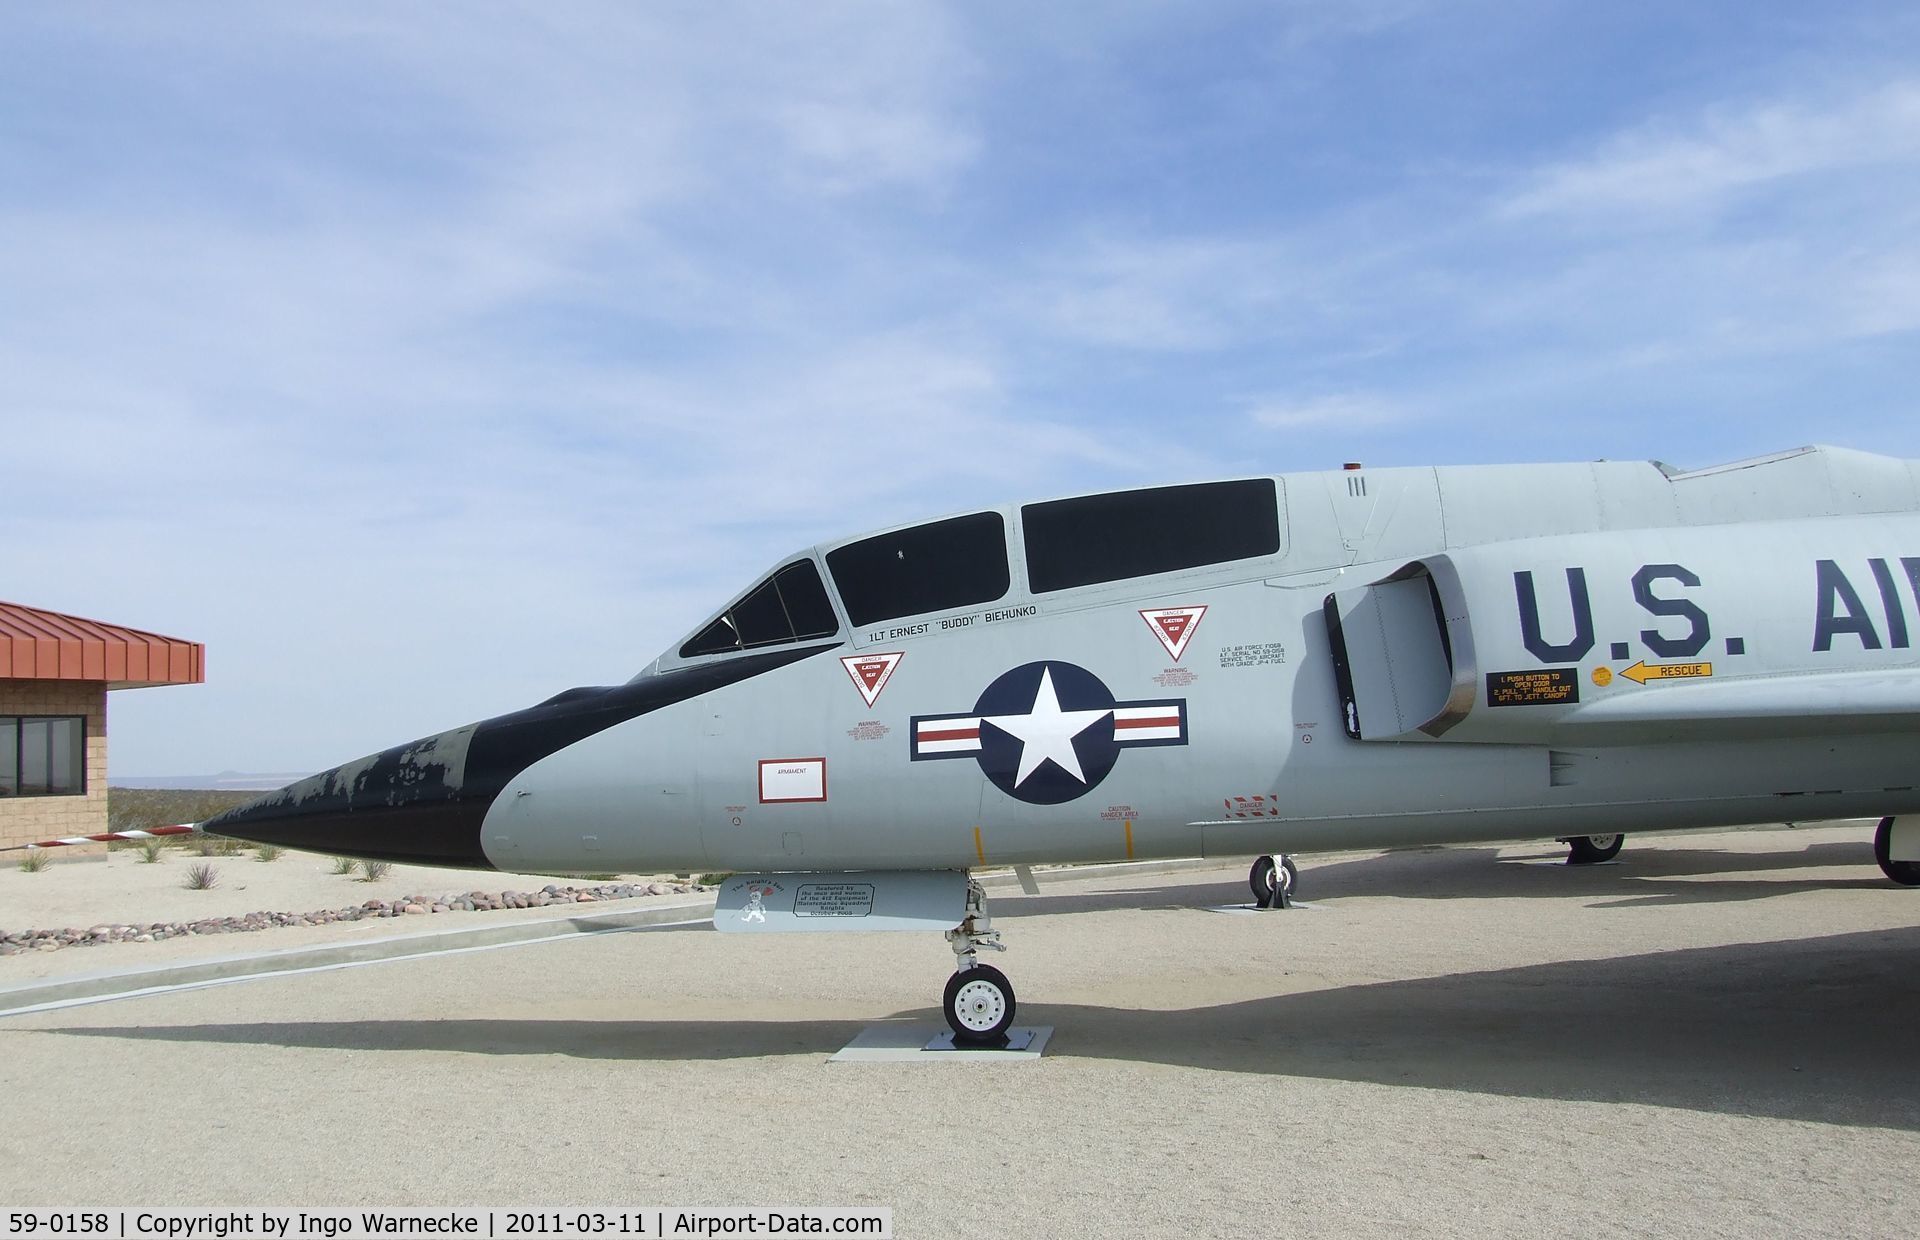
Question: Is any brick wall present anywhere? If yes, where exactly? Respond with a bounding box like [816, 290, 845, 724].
[0, 678, 109, 854]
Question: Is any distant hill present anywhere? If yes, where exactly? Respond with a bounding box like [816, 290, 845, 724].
[106, 786, 264, 833]
[111, 771, 312, 792]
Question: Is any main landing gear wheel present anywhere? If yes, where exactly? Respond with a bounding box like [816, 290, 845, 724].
[1564, 834, 1624, 865]
[1249, 854, 1299, 908]
[1874, 817, 1920, 886]
[944, 964, 1016, 1045]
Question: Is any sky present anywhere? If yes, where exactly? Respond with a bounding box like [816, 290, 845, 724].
[4, 2, 1919, 777]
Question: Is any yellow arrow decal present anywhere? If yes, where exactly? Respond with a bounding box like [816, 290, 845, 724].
[1619, 660, 1713, 684]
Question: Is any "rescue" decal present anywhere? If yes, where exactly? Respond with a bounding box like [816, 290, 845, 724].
[1485, 668, 1579, 707]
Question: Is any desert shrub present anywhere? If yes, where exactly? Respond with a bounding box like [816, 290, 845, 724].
[330, 856, 358, 876]
[137, 838, 166, 863]
[184, 862, 219, 890]
[255, 844, 283, 862]
[20, 849, 52, 873]
[359, 860, 392, 882]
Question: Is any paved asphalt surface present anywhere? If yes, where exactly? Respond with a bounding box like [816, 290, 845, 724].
[4, 823, 1918, 1238]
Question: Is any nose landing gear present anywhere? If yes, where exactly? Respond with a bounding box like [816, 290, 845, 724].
[1874, 817, 1920, 886]
[1250, 853, 1299, 908]
[943, 877, 1016, 1044]
[1563, 833, 1625, 865]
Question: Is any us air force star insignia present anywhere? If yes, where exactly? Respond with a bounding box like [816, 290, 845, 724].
[910, 660, 1188, 804]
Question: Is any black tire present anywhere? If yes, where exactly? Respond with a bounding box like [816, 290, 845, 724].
[944, 964, 1016, 1045]
[1874, 817, 1920, 886]
[1249, 854, 1299, 907]
[1565, 834, 1624, 865]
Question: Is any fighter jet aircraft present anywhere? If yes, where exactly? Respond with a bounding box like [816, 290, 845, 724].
[205, 443, 1920, 1044]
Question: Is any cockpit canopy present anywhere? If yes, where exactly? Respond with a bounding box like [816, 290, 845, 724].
[825, 511, 1010, 628]
[667, 477, 1283, 665]
[1021, 478, 1280, 592]
[679, 560, 840, 657]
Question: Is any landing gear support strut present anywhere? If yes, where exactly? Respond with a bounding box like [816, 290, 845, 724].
[1250, 854, 1298, 909]
[943, 877, 1016, 1044]
[1563, 834, 1625, 865]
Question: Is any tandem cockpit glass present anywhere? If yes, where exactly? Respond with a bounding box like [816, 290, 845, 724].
[664, 483, 1276, 667]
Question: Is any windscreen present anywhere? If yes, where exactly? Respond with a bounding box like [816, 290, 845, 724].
[679, 560, 841, 658]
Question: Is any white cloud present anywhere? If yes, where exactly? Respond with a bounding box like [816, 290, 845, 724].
[1502, 83, 1920, 221]
[1248, 393, 1406, 431]
[1007, 232, 1363, 353]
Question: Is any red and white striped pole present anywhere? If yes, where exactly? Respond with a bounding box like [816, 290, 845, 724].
[1, 822, 203, 852]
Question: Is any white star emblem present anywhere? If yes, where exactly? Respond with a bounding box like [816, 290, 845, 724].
[981, 667, 1114, 787]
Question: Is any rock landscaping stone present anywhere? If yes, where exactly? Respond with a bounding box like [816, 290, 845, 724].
[0, 879, 707, 956]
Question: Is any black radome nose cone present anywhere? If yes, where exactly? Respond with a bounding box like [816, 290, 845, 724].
[204, 724, 496, 869]
[204, 641, 844, 871]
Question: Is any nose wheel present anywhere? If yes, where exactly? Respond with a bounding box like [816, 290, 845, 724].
[943, 877, 1017, 1045]
[1563, 833, 1625, 864]
[1874, 817, 1920, 886]
[1250, 853, 1298, 908]
[944, 964, 1016, 1043]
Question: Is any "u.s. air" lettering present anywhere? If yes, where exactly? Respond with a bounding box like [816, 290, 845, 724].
[1813, 558, 1920, 651]
[1514, 563, 1711, 664]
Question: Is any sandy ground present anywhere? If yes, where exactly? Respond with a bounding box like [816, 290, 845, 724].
[2, 822, 1918, 1237]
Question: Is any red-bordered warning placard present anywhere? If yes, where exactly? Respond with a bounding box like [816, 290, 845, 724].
[1140, 606, 1207, 662]
[759, 757, 827, 803]
[841, 651, 903, 707]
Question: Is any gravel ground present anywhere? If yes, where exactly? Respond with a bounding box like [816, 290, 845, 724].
[0, 851, 706, 979]
[2, 823, 1917, 1238]
[0, 848, 687, 929]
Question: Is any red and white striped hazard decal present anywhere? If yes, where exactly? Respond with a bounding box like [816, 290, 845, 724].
[5, 823, 201, 852]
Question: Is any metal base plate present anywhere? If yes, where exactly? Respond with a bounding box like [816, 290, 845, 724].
[922, 1027, 1041, 1053]
[1504, 858, 1623, 868]
[829, 1024, 1053, 1063]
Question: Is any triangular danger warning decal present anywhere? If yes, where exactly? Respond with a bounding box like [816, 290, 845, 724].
[1140, 606, 1207, 662]
[841, 652, 904, 708]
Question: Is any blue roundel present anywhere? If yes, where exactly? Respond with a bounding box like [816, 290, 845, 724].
[909, 659, 1190, 806]
[973, 660, 1121, 805]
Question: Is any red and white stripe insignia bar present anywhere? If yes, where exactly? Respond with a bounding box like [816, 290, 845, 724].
[1112, 704, 1184, 742]
[911, 700, 1187, 761]
[913, 716, 983, 756]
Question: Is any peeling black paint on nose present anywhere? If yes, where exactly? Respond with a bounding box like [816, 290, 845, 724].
[203, 642, 839, 869]
[202, 722, 499, 868]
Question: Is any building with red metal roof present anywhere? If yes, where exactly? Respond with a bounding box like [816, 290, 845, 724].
[1, 601, 204, 852]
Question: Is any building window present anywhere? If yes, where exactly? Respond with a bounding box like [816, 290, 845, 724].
[0, 716, 85, 797]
